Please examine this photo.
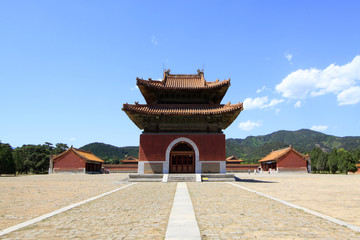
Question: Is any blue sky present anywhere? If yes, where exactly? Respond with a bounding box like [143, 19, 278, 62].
[1, 0, 360, 148]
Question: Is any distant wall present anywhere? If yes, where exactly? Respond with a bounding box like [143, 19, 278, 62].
[226, 164, 260, 172]
[103, 164, 137, 173]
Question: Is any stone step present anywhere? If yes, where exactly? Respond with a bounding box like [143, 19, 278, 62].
[128, 174, 163, 182]
[129, 178, 162, 182]
[129, 174, 163, 179]
[168, 174, 197, 182]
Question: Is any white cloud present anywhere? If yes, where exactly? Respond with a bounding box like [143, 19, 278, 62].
[276, 55, 360, 105]
[151, 36, 158, 46]
[285, 53, 293, 63]
[243, 96, 284, 110]
[311, 125, 328, 131]
[337, 86, 360, 105]
[256, 86, 266, 93]
[267, 98, 284, 107]
[243, 97, 267, 110]
[294, 100, 301, 108]
[239, 120, 262, 131]
[69, 137, 76, 142]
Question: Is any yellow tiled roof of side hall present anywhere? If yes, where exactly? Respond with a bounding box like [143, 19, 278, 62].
[259, 147, 292, 163]
[73, 148, 104, 163]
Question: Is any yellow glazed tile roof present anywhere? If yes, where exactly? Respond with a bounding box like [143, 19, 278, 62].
[73, 148, 104, 163]
[53, 147, 104, 163]
[259, 146, 305, 163]
[122, 103, 243, 115]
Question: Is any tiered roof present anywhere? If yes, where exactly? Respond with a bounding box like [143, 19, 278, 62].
[123, 70, 243, 133]
[137, 69, 230, 104]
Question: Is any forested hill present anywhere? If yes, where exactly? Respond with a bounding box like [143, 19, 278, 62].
[80, 129, 360, 164]
[80, 142, 138, 162]
[226, 129, 360, 162]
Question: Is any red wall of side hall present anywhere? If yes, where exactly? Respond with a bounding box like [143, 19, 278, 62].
[277, 150, 307, 168]
[53, 151, 85, 169]
[139, 134, 225, 162]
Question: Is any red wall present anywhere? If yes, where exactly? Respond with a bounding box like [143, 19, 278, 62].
[53, 151, 85, 170]
[226, 164, 260, 172]
[103, 164, 137, 172]
[139, 134, 225, 162]
[354, 164, 360, 174]
[278, 150, 307, 170]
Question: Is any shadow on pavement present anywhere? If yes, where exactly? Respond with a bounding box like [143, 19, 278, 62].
[234, 176, 277, 183]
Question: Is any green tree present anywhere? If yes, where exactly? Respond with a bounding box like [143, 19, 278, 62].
[337, 148, 357, 174]
[309, 147, 328, 173]
[13, 144, 51, 174]
[111, 156, 122, 164]
[13, 147, 25, 173]
[0, 143, 16, 175]
[54, 143, 68, 155]
[328, 148, 339, 174]
[309, 148, 320, 173]
[352, 147, 360, 162]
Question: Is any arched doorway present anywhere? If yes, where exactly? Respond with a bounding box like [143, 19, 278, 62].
[170, 142, 195, 173]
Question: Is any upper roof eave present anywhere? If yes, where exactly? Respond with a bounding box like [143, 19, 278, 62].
[122, 102, 243, 116]
[136, 77, 230, 90]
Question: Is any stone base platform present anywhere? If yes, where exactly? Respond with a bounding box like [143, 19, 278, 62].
[129, 173, 235, 182]
[201, 173, 235, 182]
[128, 174, 163, 182]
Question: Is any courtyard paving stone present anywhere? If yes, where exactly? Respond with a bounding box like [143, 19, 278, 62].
[0, 174, 129, 229]
[1, 183, 177, 240]
[188, 182, 360, 239]
[2, 174, 360, 239]
[234, 173, 360, 226]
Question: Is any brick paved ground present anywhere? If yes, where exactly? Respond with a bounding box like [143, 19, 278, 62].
[1, 183, 177, 240]
[188, 182, 360, 240]
[2, 174, 360, 239]
[234, 173, 360, 226]
[0, 174, 128, 229]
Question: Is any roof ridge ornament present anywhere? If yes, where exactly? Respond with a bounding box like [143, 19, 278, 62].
[197, 69, 205, 83]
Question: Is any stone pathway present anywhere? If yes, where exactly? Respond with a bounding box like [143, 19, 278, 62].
[1, 183, 177, 240]
[188, 182, 360, 239]
[165, 183, 201, 240]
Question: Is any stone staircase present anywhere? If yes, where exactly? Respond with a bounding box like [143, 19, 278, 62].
[167, 174, 197, 182]
[128, 174, 163, 182]
[128, 173, 235, 182]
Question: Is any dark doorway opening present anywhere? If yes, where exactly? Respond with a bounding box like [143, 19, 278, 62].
[170, 142, 195, 173]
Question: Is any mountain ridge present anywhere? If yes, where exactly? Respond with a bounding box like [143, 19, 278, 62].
[80, 129, 360, 164]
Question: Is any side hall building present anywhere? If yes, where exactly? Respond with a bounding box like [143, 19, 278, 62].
[123, 69, 243, 174]
[49, 146, 104, 174]
[259, 146, 308, 172]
